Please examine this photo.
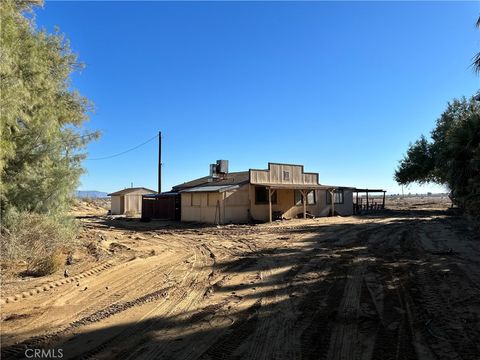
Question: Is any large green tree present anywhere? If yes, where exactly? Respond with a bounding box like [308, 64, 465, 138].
[395, 95, 480, 213]
[0, 0, 98, 216]
[474, 16, 480, 74]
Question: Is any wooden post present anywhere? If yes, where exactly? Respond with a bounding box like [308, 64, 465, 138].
[330, 190, 335, 217]
[355, 191, 359, 214]
[302, 190, 307, 219]
[268, 188, 272, 222]
[366, 190, 369, 211]
[382, 191, 386, 209]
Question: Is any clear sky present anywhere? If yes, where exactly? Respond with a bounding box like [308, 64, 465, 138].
[35, 1, 479, 195]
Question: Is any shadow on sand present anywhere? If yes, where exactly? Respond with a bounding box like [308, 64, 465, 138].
[3, 209, 479, 360]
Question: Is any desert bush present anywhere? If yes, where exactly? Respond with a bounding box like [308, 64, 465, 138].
[28, 249, 66, 276]
[0, 211, 78, 275]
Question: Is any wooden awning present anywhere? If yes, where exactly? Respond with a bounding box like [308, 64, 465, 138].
[353, 188, 386, 193]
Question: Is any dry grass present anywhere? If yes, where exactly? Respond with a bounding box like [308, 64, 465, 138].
[27, 249, 65, 276]
[1, 212, 77, 276]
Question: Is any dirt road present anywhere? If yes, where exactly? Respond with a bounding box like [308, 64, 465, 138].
[1, 203, 480, 359]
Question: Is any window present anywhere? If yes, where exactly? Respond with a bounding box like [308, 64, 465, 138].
[255, 187, 277, 204]
[306, 190, 316, 205]
[294, 190, 316, 205]
[283, 171, 290, 181]
[191, 193, 201, 206]
[326, 189, 344, 204]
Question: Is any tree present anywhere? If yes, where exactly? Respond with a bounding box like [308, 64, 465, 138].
[395, 95, 480, 213]
[474, 17, 480, 74]
[0, 0, 99, 269]
[0, 0, 98, 216]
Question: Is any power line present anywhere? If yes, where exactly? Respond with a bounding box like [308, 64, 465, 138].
[87, 133, 159, 161]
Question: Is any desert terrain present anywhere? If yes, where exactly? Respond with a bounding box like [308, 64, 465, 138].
[1, 196, 480, 359]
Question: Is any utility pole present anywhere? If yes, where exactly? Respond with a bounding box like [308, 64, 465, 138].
[158, 131, 162, 194]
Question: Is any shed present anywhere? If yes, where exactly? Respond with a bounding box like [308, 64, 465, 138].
[108, 187, 156, 215]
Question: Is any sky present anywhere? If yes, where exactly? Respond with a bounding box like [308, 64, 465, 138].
[35, 1, 479, 195]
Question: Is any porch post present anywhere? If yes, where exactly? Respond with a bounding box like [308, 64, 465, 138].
[268, 187, 272, 222]
[366, 190, 369, 212]
[302, 190, 307, 219]
[382, 191, 386, 209]
[330, 189, 335, 217]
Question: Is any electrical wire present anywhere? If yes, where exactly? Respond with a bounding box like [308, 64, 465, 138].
[87, 133, 159, 161]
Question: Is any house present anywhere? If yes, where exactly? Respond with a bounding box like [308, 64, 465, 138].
[108, 187, 156, 215]
[146, 160, 357, 224]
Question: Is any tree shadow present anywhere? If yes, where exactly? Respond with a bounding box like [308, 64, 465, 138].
[2, 209, 479, 359]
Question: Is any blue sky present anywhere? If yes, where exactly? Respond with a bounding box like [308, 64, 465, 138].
[36, 1, 479, 194]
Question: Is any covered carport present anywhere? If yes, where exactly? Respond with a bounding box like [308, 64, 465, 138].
[353, 188, 386, 214]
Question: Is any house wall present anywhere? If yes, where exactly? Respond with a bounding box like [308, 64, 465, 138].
[316, 189, 354, 216]
[181, 192, 223, 223]
[223, 185, 250, 223]
[181, 185, 252, 224]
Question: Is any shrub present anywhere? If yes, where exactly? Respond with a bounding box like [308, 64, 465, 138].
[0, 210, 78, 275]
[28, 249, 65, 276]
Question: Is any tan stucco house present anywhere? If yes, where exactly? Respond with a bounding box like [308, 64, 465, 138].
[169, 162, 355, 224]
[108, 187, 156, 215]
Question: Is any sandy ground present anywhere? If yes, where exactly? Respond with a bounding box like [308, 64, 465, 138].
[1, 197, 480, 359]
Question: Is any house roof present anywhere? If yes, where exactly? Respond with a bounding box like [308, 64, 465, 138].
[172, 171, 250, 191]
[108, 187, 157, 196]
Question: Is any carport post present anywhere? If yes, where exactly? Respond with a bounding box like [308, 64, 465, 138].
[330, 189, 335, 217]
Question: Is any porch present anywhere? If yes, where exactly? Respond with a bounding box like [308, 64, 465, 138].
[261, 184, 324, 222]
[353, 188, 387, 214]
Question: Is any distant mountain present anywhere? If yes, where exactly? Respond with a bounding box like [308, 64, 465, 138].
[75, 190, 109, 199]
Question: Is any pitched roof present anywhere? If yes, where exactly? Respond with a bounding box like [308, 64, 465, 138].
[172, 171, 249, 191]
[108, 187, 157, 196]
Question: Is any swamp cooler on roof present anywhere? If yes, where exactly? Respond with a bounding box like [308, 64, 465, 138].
[210, 160, 229, 178]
